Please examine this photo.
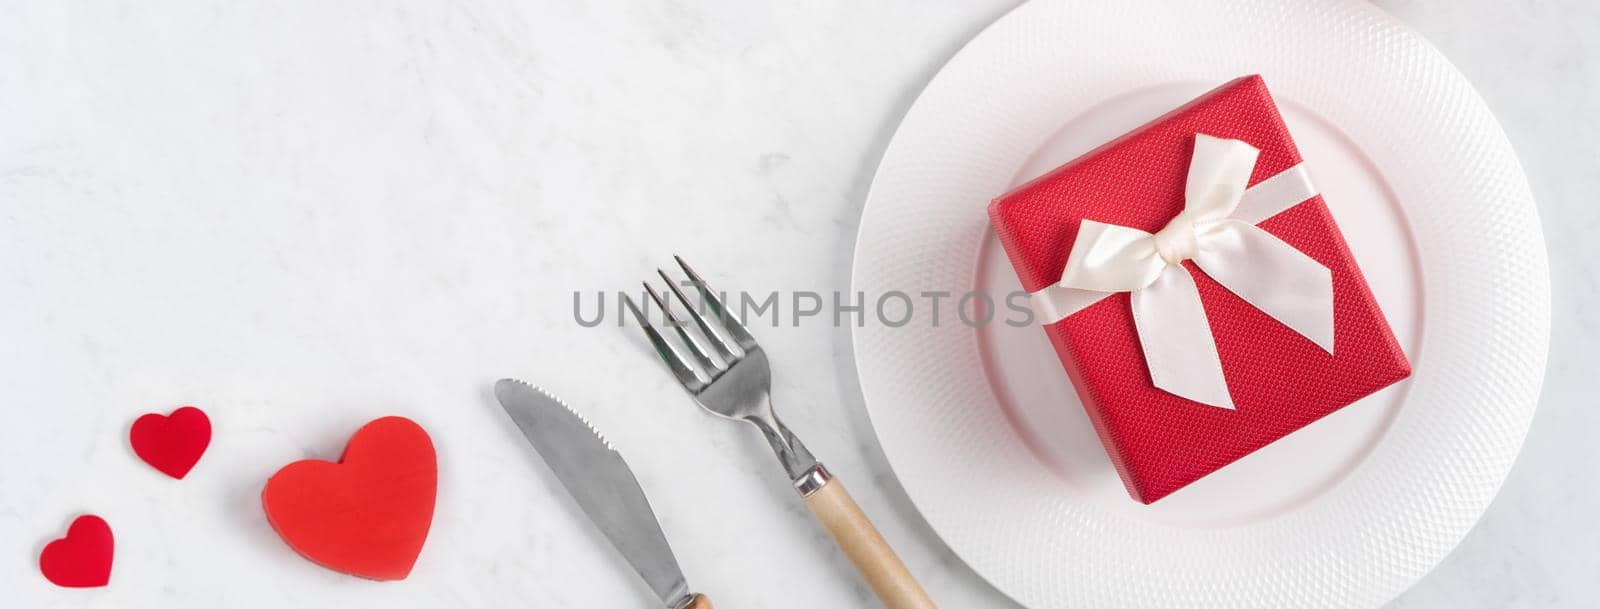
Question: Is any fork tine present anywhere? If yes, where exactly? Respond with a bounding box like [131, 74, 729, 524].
[657, 268, 740, 362]
[622, 294, 706, 393]
[642, 280, 723, 373]
[675, 255, 759, 351]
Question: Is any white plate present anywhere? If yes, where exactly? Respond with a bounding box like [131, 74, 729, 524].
[849, 1, 1549, 608]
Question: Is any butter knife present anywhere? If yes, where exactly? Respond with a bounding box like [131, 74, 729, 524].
[495, 378, 710, 609]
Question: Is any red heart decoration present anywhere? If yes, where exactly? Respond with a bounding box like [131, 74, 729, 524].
[130, 406, 212, 479]
[261, 416, 436, 581]
[39, 515, 114, 588]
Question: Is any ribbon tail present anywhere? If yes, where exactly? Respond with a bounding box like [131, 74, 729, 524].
[1130, 265, 1235, 409]
[1192, 220, 1335, 353]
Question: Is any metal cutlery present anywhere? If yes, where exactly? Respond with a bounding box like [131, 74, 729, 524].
[625, 256, 935, 609]
[494, 379, 711, 609]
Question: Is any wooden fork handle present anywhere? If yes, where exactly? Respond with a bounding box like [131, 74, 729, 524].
[801, 472, 936, 609]
[678, 593, 712, 609]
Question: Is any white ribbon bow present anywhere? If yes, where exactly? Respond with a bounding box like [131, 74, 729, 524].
[1033, 134, 1334, 409]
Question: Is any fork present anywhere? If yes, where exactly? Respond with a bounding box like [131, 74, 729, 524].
[624, 256, 936, 609]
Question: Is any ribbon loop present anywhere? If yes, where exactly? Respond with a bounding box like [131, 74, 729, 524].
[1057, 220, 1166, 293]
[1184, 134, 1260, 222]
[1046, 133, 1335, 409]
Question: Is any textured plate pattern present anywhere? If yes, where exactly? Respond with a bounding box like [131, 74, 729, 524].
[849, 1, 1549, 608]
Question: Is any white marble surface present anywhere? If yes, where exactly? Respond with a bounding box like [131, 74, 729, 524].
[0, 1, 1591, 608]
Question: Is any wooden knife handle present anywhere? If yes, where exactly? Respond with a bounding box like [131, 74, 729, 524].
[680, 593, 712, 609]
[802, 475, 936, 609]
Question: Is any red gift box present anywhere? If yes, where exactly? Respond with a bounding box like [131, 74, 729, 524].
[988, 75, 1411, 504]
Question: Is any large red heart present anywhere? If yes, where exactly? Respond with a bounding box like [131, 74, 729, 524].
[261, 416, 436, 581]
[130, 406, 212, 479]
[39, 515, 114, 588]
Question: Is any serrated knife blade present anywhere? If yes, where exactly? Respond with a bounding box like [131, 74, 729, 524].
[494, 378, 695, 609]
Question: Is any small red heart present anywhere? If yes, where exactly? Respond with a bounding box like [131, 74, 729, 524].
[261, 416, 436, 581]
[130, 406, 212, 480]
[39, 515, 114, 588]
